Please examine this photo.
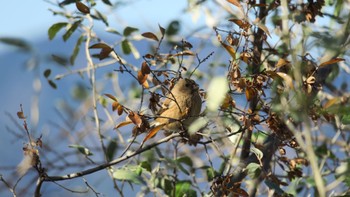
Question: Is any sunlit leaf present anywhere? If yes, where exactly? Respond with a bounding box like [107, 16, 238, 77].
[112, 101, 119, 111]
[113, 169, 144, 184]
[75, 1, 90, 14]
[207, 77, 229, 111]
[323, 97, 340, 109]
[228, 19, 251, 30]
[69, 144, 93, 156]
[123, 26, 138, 37]
[141, 32, 159, 42]
[188, 117, 208, 136]
[246, 162, 261, 179]
[319, 57, 345, 67]
[48, 22, 68, 40]
[175, 181, 196, 197]
[276, 72, 294, 89]
[341, 114, 350, 125]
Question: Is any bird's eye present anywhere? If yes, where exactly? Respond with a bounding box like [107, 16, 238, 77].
[185, 83, 190, 87]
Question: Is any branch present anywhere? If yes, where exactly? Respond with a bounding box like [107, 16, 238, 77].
[34, 133, 180, 195]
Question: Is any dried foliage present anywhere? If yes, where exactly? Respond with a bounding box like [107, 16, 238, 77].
[2, 0, 350, 197]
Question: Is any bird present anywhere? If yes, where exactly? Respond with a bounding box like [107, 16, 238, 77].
[143, 78, 202, 143]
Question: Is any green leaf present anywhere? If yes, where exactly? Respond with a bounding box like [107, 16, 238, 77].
[106, 140, 117, 161]
[48, 22, 68, 40]
[48, 80, 57, 89]
[139, 161, 151, 172]
[93, 9, 109, 26]
[70, 35, 84, 65]
[63, 20, 81, 42]
[206, 167, 216, 181]
[106, 27, 121, 35]
[207, 77, 229, 111]
[166, 20, 180, 36]
[0, 37, 31, 51]
[246, 162, 261, 179]
[175, 181, 196, 197]
[121, 39, 131, 54]
[177, 156, 193, 166]
[51, 54, 69, 66]
[113, 169, 144, 184]
[69, 144, 93, 156]
[44, 69, 51, 78]
[102, 0, 112, 6]
[123, 26, 138, 37]
[341, 114, 350, 125]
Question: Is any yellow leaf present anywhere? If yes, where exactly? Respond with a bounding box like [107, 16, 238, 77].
[257, 22, 271, 37]
[324, 97, 340, 109]
[276, 58, 290, 68]
[276, 72, 294, 89]
[221, 42, 236, 59]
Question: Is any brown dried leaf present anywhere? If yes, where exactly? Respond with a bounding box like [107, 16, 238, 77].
[229, 19, 251, 30]
[117, 105, 124, 115]
[256, 22, 271, 37]
[112, 101, 119, 111]
[143, 125, 164, 143]
[319, 57, 345, 67]
[114, 120, 133, 129]
[17, 111, 25, 119]
[221, 42, 236, 58]
[141, 32, 159, 42]
[245, 87, 256, 101]
[76, 1, 90, 14]
[128, 111, 142, 128]
[104, 93, 118, 102]
[141, 61, 151, 74]
[137, 70, 148, 85]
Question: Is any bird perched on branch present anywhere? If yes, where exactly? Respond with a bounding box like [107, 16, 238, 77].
[144, 78, 202, 143]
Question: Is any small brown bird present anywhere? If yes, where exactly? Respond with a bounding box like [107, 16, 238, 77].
[152, 78, 202, 131]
